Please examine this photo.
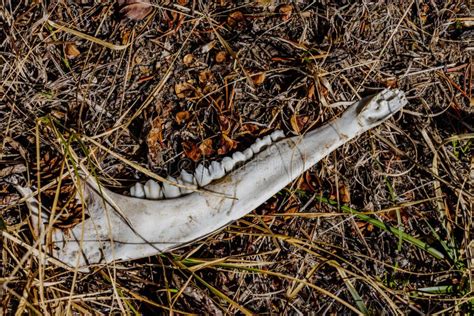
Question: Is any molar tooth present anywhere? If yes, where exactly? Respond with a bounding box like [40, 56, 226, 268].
[221, 156, 235, 172]
[130, 182, 145, 198]
[180, 170, 196, 185]
[162, 176, 181, 198]
[194, 164, 213, 186]
[243, 148, 253, 160]
[232, 151, 246, 166]
[250, 138, 265, 154]
[209, 161, 225, 180]
[262, 135, 272, 146]
[144, 179, 163, 199]
[271, 130, 285, 141]
[177, 178, 193, 195]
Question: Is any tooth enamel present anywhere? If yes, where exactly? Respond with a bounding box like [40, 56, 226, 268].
[180, 170, 196, 185]
[221, 156, 235, 172]
[271, 130, 285, 141]
[162, 176, 181, 198]
[262, 135, 272, 146]
[232, 151, 246, 165]
[209, 160, 225, 179]
[251, 138, 265, 153]
[144, 179, 163, 199]
[177, 178, 193, 195]
[195, 164, 213, 186]
[243, 148, 253, 160]
[131, 182, 145, 198]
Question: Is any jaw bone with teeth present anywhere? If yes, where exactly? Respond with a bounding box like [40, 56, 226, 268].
[24, 89, 408, 270]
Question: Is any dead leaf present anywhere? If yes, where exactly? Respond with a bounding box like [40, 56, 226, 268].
[182, 141, 201, 162]
[251, 72, 266, 85]
[199, 138, 214, 157]
[198, 69, 213, 85]
[215, 51, 227, 63]
[339, 183, 351, 203]
[119, 0, 153, 21]
[227, 11, 245, 26]
[356, 222, 374, 233]
[183, 53, 194, 66]
[278, 4, 292, 21]
[307, 83, 315, 100]
[65, 43, 80, 59]
[200, 40, 217, 53]
[175, 111, 190, 125]
[175, 82, 194, 98]
[218, 134, 238, 155]
[240, 123, 259, 135]
[147, 117, 164, 165]
[383, 77, 398, 88]
[218, 115, 232, 134]
[290, 114, 309, 134]
[283, 203, 300, 220]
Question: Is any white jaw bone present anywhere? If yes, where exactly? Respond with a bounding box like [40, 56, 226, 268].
[23, 89, 408, 270]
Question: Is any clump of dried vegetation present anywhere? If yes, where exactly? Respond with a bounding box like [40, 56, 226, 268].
[1, 0, 472, 314]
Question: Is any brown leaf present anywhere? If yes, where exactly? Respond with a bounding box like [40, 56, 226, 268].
[307, 83, 315, 100]
[251, 72, 266, 86]
[215, 51, 227, 63]
[198, 69, 213, 85]
[339, 183, 351, 203]
[356, 222, 374, 233]
[227, 11, 245, 26]
[175, 82, 194, 98]
[199, 138, 214, 157]
[218, 115, 232, 134]
[182, 141, 201, 161]
[290, 114, 309, 134]
[147, 117, 164, 165]
[278, 4, 292, 21]
[240, 123, 259, 135]
[383, 77, 398, 88]
[119, 0, 153, 21]
[175, 111, 190, 125]
[65, 43, 80, 59]
[183, 53, 194, 66]
[218, 134, 238, 155]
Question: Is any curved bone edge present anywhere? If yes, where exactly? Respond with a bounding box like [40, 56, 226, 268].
[48, 89, 407, 269]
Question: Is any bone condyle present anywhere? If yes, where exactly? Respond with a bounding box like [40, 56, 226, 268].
[20, 89, 408, 271]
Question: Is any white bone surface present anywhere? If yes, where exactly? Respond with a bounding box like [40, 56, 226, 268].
[130, 182, 145, 198]
[21, 89, 408, 271]
[251, 138, 265, 153]
[243, 148, 253, 160]
[271, 130, 285, 141]
[232, 151, 246, 165]
[180, 170, 195, 185]
[195, 164, 213, 187]
[144, 180, 162, 199]
[221, 156, 235, 172]
[162, 176, 181, 198]
[262, 135, 272, 146]
[209, 161, 225, 180]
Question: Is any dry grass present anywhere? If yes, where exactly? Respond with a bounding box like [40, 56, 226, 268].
[1, 0, 472, 314]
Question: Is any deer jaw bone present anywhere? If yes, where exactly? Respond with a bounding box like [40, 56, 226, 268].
[27, 89, 408, 270]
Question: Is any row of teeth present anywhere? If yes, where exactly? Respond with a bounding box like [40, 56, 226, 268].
[130, 130, 285, 199]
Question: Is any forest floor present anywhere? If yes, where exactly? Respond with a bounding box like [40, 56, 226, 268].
[1, 1, 473, 314]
